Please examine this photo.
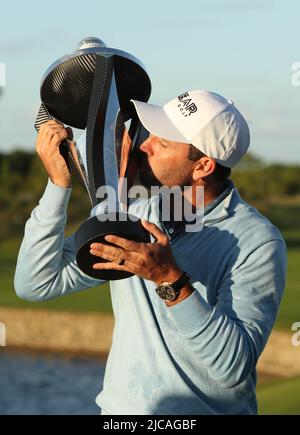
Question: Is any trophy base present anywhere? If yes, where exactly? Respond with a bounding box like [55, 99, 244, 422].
[75, 212, 151, 280]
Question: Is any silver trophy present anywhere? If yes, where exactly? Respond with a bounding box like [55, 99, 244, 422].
[35, 37, 152, 280]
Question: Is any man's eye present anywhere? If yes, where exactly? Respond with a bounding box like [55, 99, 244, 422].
[160, 141, 168, 148]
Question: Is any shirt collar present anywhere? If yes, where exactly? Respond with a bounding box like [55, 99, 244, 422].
[203, 180, 236, 226]
[160, 179, 237, 236]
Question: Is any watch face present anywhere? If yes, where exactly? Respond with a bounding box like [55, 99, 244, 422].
[156, 283, 177, 301]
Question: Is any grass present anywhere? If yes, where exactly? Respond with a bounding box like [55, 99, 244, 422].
[1, 243, 299, 327]
[0, 204, 299, 415]
[0, 239, 299, 325]
[0, 203, 299, 325]
[256, 203, 300, 330]
[0, 237, 112, 313]
[257, 376, 300, 415]
[275, 247, 300, 330]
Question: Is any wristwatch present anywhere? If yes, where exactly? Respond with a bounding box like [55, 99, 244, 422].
[155, 272, 190, 302]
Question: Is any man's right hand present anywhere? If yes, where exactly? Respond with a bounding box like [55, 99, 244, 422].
[36, 120, 73, 188]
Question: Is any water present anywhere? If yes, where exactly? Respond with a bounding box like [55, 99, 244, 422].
[0, 351, 106, 415]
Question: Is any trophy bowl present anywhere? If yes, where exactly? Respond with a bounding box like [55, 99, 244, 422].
[35, 37, 152, 280]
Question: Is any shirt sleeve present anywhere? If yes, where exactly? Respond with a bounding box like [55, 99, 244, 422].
[14, 179, 105, 302]
[168, 238, 287, 388]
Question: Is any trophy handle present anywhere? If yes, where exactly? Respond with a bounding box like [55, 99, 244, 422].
[86, 54, 132, 209]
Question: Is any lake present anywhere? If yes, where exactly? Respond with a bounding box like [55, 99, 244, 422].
[0, 350, 106, 415]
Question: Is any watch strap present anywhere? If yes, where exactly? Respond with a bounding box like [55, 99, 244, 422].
[172, 271, 190, 293]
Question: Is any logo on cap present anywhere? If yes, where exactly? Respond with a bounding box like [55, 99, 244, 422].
[177, 92, 197, 117]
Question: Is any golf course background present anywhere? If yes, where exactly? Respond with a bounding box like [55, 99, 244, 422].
[0, 151, 300, 414]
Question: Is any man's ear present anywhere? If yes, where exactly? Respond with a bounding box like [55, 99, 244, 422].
[192, 157, 216, 182]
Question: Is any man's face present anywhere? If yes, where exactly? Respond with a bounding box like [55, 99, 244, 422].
[137, 134, 194, 189]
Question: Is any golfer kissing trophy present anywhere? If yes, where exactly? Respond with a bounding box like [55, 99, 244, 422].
[35, 37, 152, 280]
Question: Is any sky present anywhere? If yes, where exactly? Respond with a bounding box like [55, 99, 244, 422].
[0, 0, 299, 163]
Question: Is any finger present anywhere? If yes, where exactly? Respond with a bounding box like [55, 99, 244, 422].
[39, 126, 67, 144]
[90, 241, 141, 270]
[141, 220, 168, 244]
[36, 128, 67, 154]
[103, 235, 141, 252]
[92, 261, 131, 272]
[90, 242, 138, 263]
[44, 128, 68, 141]
[92, 259, 145, 279]
[90, 242, 122, 260]
[44, 125, 68, 134]
[47, 119, 65, 127]
[66, 127, 74, 140]
[41, 120, 65, 129]
[90, 248, 122, 263]
[49, 130, 68, 146]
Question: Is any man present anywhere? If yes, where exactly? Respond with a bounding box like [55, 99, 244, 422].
[15, 90, 287, 415]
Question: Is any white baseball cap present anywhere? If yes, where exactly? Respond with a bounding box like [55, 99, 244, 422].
[131, 90, 250, 168]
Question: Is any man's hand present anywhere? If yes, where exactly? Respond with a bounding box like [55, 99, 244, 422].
[90, 220, 182, 285]
[36, 120, 73, 188]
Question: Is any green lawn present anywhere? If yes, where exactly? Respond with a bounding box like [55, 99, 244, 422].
[257, 376, 300, 415]
[262, 204, 300, 329]
[0, 237, 112, 313]
[0, 229, 299, 325]
[1, 227, 300, 415]
[275, 247, 300, 329]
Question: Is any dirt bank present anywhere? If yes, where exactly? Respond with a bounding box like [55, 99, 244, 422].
[1, 306, 299, 377]
[0, 306, 113, 358]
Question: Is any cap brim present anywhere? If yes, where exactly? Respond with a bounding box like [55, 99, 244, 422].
[131, 100, 189, 143]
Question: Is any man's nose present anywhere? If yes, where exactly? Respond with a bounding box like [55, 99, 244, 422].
[139, 135, 154, 156]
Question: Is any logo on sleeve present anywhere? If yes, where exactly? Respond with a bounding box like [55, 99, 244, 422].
[177, 92, 198, 117]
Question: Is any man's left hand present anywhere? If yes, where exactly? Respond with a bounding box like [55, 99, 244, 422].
[90, 220, 182, 285]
